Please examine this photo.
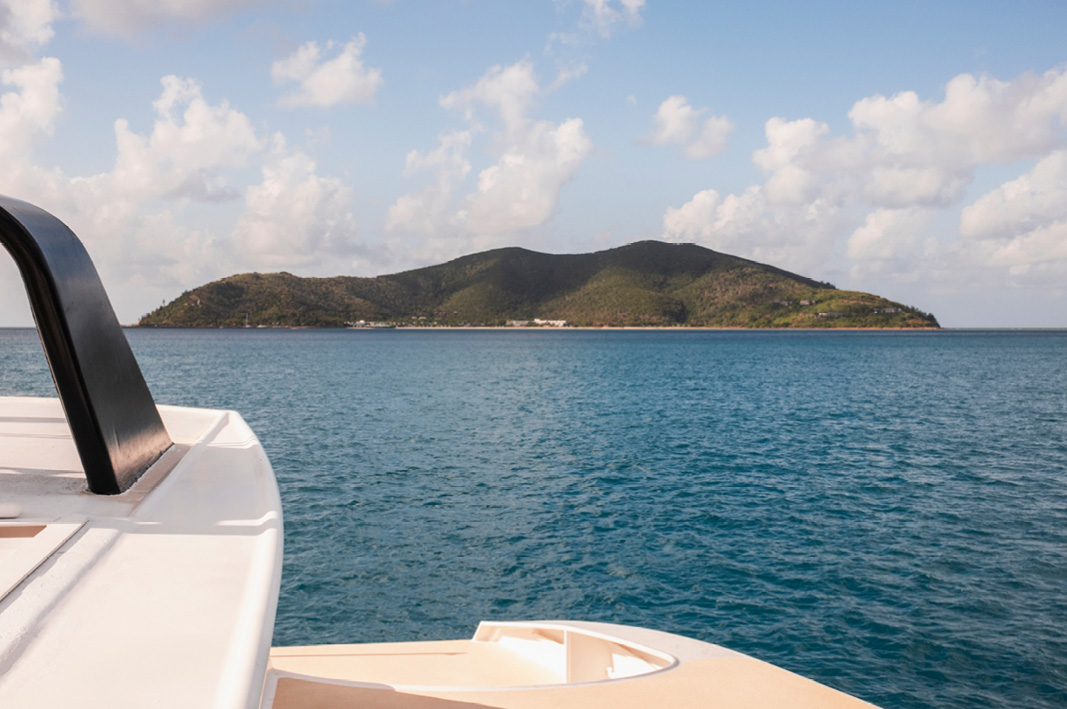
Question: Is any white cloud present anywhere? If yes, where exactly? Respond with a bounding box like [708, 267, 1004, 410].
[272, 35, 383, 108]
[440, 59, 540, 134]
[841, 71, 1067, 180]
[663, 66, 1067, 290]
[986, 220, 1067, 276]
[755, 68, 1067, 208]
[662, 185, 845, 273]
[751, 117, 828, 173]
[107, 75, 262, 201]
[0, 56, 72, 264]
[960, 150, 1067, 241]
[581, 0, 645, 38]
[0, 47, 377, 326]
[462, 117, 592, 235]
[647, 95, 734, 160]
[955, 150, 1067, 282]
[2, 75, 265, 297]
[385, 130, 471, 235]
[662, 187, 720, 242]
[846, 208, 927, 262]
[0, 69, 363, 319]
[115, 210, 220, 289]
[232, 133, 360, 269]
[0, 0, 56, 66]
[391, 59, 594, 240]
[843, 207, 933, 285]
[687, 116, 735, 160]
[648, 95, 699, 146]
[70, 0, 267, 38]
[0, 56, 62, 152]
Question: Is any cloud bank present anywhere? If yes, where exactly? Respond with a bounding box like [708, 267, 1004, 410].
[663, 67, 1067, 292]
[0, 63, 365, 319]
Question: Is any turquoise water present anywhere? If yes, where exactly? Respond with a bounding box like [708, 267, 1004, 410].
[2, 328, 1066, 707]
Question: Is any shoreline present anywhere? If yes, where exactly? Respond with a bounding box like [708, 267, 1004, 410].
[26, 326, 1067, 332]
[121, 324, 943, 331]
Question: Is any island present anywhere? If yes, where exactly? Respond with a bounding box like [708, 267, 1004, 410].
[137, 241, 938, 329]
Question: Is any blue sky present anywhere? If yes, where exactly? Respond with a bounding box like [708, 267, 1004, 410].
[1, 0, 1066, 327]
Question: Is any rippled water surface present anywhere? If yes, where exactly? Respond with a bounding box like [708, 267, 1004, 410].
[3, 328, 1066, 708]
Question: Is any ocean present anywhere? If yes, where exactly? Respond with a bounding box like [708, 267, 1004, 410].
[2, 328, 1065, 708]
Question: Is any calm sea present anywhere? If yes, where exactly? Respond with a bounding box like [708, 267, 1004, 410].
[2, 328, 1065, 708]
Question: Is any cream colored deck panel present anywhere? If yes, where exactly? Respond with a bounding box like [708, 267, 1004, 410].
[271, 640, 566, 687]
[269, 656, 875, 709]
[266, 622, 877, 709]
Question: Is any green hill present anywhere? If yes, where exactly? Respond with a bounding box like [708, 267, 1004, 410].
[137, 241, 939, 328]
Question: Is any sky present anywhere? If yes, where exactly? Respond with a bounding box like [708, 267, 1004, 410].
[1, 1, 1066, 327]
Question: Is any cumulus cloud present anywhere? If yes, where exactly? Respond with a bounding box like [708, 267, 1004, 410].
[663, 66, 1067, 289]
[0, 74, 265, 294]
[0, 55, 74, 235]
[846, 208, 928, 262]
[440, 59, 540, 134]
[107, 75, 262, 201]
[983, 221, 1067, 279]
[842, 207, 935, 285]
[957, 150, 1067, 280]
[647, 95, 734, 159]
[0, 0, 56, 66]
[581, 0, 645, 38]
[272, 35, 383, 108]
[849, 70, 1067, 166]
[662, 185, 846, 273]
[461, 117, 592, 235]
[389, 59, 593, 239]
[385, 130, 471, 235]
[0, 56, 63, 152]
[0, 68, 364, 321]
[70, 0, 267, 38]
[232, 134, 361, 269]
[960, 150, 1067, 241]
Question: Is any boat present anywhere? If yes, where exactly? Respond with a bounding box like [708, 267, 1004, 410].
[0, 195, 876, 707]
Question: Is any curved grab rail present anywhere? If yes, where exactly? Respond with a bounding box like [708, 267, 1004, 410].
[0, 195, 172, 494]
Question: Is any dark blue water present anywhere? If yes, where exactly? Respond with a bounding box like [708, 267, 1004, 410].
[3, 328, 1066, 708]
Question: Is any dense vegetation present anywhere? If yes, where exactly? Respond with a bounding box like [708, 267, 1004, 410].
[137, 241, 939, 328]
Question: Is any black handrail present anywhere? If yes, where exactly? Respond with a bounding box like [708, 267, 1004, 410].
[0, 195, 172, 494]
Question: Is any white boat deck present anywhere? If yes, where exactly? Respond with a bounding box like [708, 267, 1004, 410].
[0, 397, 283, 709]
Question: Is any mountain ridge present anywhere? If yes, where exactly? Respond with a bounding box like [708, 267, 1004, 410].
[137, 241, 939, 328]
